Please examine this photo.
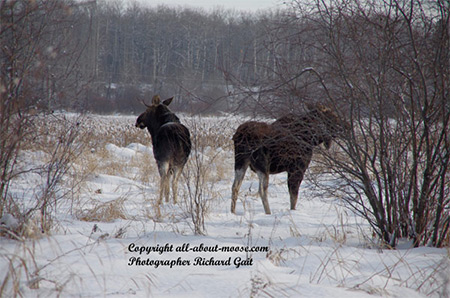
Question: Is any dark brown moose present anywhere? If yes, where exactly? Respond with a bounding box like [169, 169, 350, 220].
[231, 105, 348, 214]
[136, 95, 191, 214]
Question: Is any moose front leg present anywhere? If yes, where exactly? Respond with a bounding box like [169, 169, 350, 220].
[287, 171, 304, 210]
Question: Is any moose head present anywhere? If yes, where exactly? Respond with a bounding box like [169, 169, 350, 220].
[135, 95, 180, 142]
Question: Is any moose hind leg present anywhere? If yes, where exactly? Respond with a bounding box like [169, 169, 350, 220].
[231, 164, 249, 214]
[171, 166, 182, 204]
[288, 171, 304, 210]
[257, 171, 270, 214]
[158, 162, 170, 205]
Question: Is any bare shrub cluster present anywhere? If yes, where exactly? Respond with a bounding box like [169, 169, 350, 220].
[226, 0, 450, 247]
[315, 0, 449, 248]
[302, 0, 449, 247]
[181, 117, 234, 235]
[1, 0, 92, 237]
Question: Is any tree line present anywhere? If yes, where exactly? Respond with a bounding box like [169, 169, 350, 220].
[68, 0, 291, 113]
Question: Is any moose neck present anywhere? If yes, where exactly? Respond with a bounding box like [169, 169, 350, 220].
[302, 111, 333, 147]
[146, 110, 181, 143]
[275, 112, 330, 148]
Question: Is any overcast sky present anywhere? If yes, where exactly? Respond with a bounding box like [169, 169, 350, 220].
[137, 0, 284, 13]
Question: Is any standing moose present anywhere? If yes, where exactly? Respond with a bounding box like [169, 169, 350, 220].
[231, 105, 349, 214]
[136, 95, 191, 213]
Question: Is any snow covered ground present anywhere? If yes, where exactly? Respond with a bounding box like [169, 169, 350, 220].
[1, 114, 449, 297]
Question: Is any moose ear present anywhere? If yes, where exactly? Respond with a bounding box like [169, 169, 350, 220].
[162, 97, 174, 106]
[152, 95, 161, 105]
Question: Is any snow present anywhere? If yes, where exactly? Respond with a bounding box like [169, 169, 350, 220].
[0, 214, 19, 230]
[106, 143, 138, 160]
[1, 114, 449, 297]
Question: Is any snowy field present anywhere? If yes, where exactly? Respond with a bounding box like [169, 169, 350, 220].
[1, 113, 449, 297]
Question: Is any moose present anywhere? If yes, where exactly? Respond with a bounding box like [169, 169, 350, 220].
[231, 104, 349, 214]
[135, 95, 191, 213]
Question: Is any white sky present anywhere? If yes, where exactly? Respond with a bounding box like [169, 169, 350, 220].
[137, 0, 284, 13]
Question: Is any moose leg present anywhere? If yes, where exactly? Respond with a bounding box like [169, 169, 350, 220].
[231, 164, 248, 213]
[171, 166, 182, 204]
[164, 174, 171, 203]
[287, 171, 304, 210]
[257, 171, 270, 214]
[158, 162, 170, 205]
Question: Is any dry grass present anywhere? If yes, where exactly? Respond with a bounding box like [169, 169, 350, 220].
[1, 250, 37, 296]
[130, 153, 158, 184]
[75, 197, 129, 222]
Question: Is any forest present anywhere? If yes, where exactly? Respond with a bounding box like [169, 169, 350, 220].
[3, 0, 305, 114]
[76, 1, 279, 113]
